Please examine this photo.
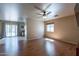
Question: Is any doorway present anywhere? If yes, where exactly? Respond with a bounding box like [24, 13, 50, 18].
[5, 24, 17, 37]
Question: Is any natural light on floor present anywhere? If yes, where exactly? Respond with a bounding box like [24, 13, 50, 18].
[45, 38, 54, 42]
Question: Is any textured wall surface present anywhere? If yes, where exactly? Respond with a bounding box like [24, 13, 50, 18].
[27, 18, 44, 40]
[45, 15, 79, 44]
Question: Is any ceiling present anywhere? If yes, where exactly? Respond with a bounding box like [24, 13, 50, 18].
[0, 3, 76, 22]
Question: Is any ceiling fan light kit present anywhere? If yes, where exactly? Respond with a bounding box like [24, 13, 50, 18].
[43, 16, 47, 19]
[34, 4, 52, 18]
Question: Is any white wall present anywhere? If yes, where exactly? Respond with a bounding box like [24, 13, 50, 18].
[27, 18, 44, 40]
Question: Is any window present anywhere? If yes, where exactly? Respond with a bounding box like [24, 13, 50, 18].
[5, 24, 17, 37]
[46, 24, 54, 32]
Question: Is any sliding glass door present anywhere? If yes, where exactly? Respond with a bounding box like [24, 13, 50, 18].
[5, 24, 17, 37]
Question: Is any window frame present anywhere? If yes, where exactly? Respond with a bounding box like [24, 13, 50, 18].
[46, 23, 54, 32]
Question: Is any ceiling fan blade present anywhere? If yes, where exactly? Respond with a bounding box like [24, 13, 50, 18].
[44, 4, 52, 10]
[35, 13, 43, 15]
[47, 11, 51, 15]
[34, 6, 44, 12]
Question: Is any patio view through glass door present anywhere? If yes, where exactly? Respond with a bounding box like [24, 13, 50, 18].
[5, 24, 17, 37]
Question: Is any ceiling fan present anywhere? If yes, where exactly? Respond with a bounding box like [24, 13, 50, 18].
[34, 4, 52, 18]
